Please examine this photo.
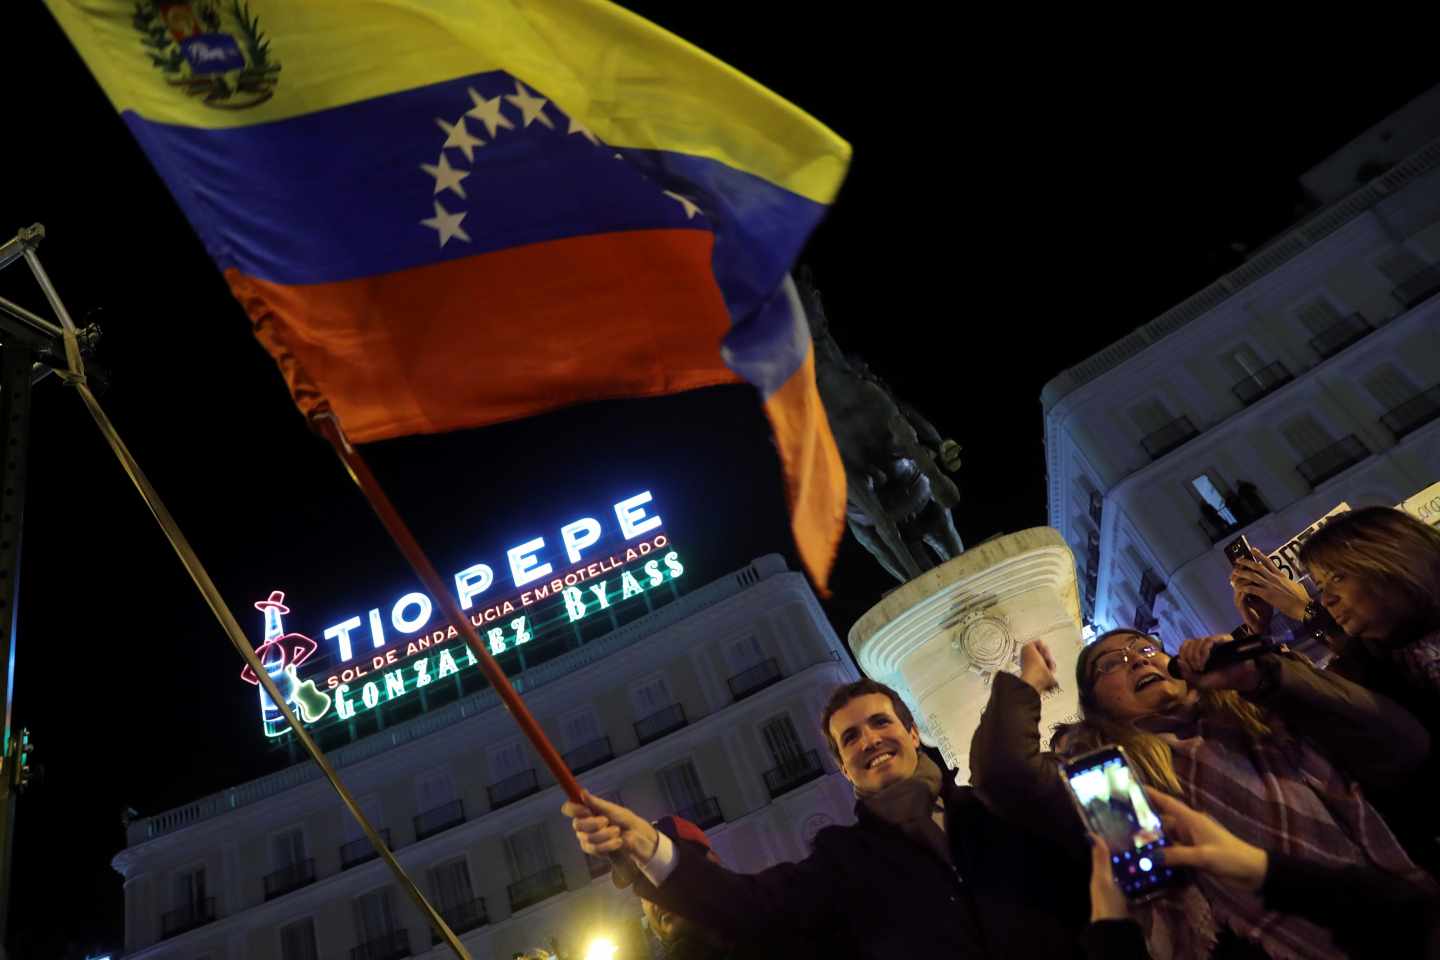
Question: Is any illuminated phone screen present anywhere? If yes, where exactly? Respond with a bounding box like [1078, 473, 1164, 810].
[1067, 752, 1181, 899]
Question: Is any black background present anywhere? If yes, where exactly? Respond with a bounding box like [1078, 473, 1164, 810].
[2, 4, 1435, 956]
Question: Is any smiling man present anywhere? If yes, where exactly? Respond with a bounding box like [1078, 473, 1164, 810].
[560, 678, 1090, 959]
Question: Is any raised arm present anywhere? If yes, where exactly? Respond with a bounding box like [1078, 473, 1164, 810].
[1147, 787, 1440, 959]
[1247, 651, 1431, 791]
[562, 792, 836, 942]
[1174, 635, 1430, 791]
[969, 641, 1088, 857]
[630, 834, 841, 942]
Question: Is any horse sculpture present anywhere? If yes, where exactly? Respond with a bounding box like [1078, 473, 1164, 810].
[797, 272, 964, 583]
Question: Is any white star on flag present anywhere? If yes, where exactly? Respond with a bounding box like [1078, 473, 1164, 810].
[420, 153, 469, 199]
[421, 200, 471, 247]
[465, 87, 515, 138]
[567, 116, 599, 145]
[505, 80, 555, 129]
[663, 190, 702, 219]
[435, 116, 484, 162]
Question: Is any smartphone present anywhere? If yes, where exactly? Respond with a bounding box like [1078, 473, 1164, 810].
[1225, 533, 1273, 628]
[1061, 745, 1187, 902]
[1223, 534, 1256, 566]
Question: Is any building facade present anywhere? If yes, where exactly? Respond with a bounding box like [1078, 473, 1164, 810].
[113, 555, 859, 960]
[1043, 123, 1440, 646]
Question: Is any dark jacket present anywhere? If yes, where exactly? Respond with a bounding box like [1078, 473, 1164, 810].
[1326, 630, 1440, 875]
[1083, 852, 1440, 960]
[632, 762, 1090, 959]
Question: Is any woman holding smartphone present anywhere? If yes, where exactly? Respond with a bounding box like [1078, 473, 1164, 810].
[1084, 789, 1440, 960]
[1230, 506, 1440, 872]
[969, 632, 1432, 960]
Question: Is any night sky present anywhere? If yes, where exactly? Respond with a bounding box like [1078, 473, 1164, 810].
[2, 5, 1435, 956]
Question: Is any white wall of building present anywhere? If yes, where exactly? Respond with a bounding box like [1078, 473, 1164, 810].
[1043, 128, 1440, 648]
[112, 557, 860, 959]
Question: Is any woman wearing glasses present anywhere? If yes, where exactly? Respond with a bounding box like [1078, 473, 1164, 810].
[968, 630, 1432, 960]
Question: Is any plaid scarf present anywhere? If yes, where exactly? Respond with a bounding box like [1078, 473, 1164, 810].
[1132, 711, 1431, 960]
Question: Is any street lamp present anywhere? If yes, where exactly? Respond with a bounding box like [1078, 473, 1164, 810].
[583, 934, 617, 960]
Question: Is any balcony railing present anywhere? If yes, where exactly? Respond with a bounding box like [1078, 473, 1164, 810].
[161, 898, 216, 940]
[413, 799, 465, 841]
[1197, 485, 1269, 544]
[1297, 435, 1370, 489]
[563, 736, 614, 775]
[429, 898, 488, 943]
[1381, 385, 1440, 440]
[1307, 313, 1371, 360]
[634, 703, 687, 745]
[1140, 416, 1198, 460]
[762, 750, 825, 799]
[341, 828, 391, 870]
[675, 796, 724, 830]
[263, 858, 316, 900]
[1392, 263, 1440, 309]
[1231, 361, 1293, 407]
[727, 658, 783, 701]
[508, 864, 567, 912]
[350, 929, 410, 960]
[487, 769, 539, 810]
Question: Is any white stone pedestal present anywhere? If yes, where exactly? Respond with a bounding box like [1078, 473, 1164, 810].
[848, 528, 1084, 784]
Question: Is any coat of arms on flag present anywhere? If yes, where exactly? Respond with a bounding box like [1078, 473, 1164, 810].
[133, 0, 280, 107]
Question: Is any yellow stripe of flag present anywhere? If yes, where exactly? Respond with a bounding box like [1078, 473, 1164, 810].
[45, 0, 849, 204]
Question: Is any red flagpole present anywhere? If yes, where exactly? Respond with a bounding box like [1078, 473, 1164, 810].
[312, 413, 583, 803]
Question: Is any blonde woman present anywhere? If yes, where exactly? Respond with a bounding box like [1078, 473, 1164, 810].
[1231, 505, 1440, 873]
[969, 631, 1431, 960]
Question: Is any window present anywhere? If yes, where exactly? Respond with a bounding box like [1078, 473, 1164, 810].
[505, 823, 556, 881]
[429, 858, 475, 912]
[280, 917, 319, 960]
[1190, 475, 1237, 527]
[629, 675, 673, 717]
[760, 715, 805, 767]
[1121, 546, 1147, 582]
[488, 739, 528, 782]
[1126, 398, 1173, 435]
[1376, 247, 1425, 285]
[658, 760, 706, 811]
[1296, 297, 1341, 335]
[341, 796, 384, 843]
[272, 827, 306, 870]
[416, 769, 457, 811]
[1362, 364, 1418, 410]
[723, 635, 766, 675]
[173, 865, 206, 911]
[1280, 414, 1333, 459]
[352, 887, 397, 943]
[559, 707, 601, 750]
[1219, 343, 1263, 380]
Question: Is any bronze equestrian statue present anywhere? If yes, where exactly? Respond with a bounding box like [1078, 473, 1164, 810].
[797, 271, 963, 583]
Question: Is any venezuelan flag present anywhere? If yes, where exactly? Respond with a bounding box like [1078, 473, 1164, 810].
[47, 0, 851, 589]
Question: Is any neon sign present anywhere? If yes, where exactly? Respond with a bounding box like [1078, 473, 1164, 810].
[320, 490, 667, 663]
[239, 592, 335, 736]
[240, 489, 688, 736]
[248, 550, 684, 734]
[329, 555, 682, 719]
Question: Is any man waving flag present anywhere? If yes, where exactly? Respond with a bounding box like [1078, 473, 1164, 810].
[46, 0, 851, 589]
